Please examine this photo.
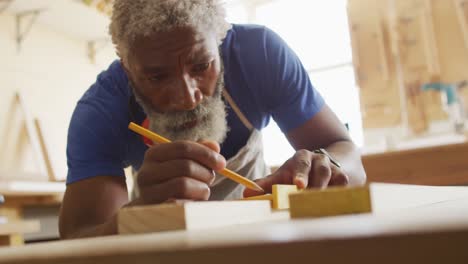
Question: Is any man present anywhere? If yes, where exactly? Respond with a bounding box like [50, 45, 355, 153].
[59, 0, 366, 239]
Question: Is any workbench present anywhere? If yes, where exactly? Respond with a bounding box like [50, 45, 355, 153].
[0, 180, 64, 245]
[0, 183, 467, 264]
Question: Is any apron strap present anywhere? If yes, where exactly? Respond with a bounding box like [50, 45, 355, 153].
[222, 89, 254, 132]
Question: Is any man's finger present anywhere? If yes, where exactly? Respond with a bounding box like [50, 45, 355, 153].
[139, 177, 211, 204]
[328, 166, 349, 186]
[145, 141, 226, 171]
[290, 150, 313, 189]
[138, 159, 216, 186]
[310, 153, 332, 189]
[198, 140, 221, 153]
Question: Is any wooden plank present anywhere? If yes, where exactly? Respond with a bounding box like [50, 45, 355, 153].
[363, 142, 468, 185]
[455, 0, 468, 52]
[348, 0, 403, 129]
[118, 201, 273, 234]
[289, 185, 372, 219]
[432, 0, 468, 82]
[33, 119, 56, 182]
[391, 0, 444, 134]
[0, 180, 65, 197]
[433, 0, 468, 121]
[272, 185, 298, 210]
[0, 221, 40, 236]
[348, 0, 388, 87]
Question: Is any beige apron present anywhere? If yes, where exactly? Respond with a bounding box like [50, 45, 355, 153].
[208, 90, 270, 200]
[132, 89, 270, 200]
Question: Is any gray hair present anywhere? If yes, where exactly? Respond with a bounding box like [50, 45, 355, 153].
[109, 0, 232, 60]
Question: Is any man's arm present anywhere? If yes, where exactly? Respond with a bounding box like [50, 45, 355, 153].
[244, 104, 366, 197]
[60, 140, 224, 239]
[59, 176, 130, 238]
[286, 104, 366, 186]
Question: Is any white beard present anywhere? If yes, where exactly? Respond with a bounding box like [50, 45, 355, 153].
[132, 79, 229, 144]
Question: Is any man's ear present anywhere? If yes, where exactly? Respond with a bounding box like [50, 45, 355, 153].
[120, 58, 131, 76]
[120, 59, 135, 93]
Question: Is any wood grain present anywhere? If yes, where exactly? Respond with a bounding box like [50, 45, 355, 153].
[118, 201, 273, 234]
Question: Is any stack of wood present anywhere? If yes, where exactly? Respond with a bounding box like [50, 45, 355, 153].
[348, 0, 468, 134]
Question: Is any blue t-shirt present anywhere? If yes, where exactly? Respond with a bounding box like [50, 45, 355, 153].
[66, 24, 324, 184]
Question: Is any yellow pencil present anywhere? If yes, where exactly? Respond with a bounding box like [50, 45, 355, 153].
[128, 122, 264, 192]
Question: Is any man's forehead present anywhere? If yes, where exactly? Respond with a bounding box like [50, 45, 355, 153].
[128, 27, 218, 69]
[137, 26, 214, 45]
[133, 28, 214, 52]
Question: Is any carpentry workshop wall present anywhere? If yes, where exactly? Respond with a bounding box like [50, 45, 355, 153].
[0, 2, 116, 181]
[349, 0, 468, 152]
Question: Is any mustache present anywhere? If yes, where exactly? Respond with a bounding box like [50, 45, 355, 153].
[130, 85, 225, 136]
[130, 75, 228, 143]
[148, 96, 215, 129]
[129, 73, 224, 117]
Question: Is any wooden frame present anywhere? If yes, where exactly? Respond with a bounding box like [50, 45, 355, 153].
[0, 92, 56, 182]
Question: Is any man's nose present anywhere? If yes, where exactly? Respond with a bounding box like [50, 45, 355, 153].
[173, 73, 203, 110]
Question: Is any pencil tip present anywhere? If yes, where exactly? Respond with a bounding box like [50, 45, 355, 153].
[253, 184, 264, 192]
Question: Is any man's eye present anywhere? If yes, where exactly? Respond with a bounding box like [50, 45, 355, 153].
[148, 74, 167, 82]
[192, 62, 210, 73]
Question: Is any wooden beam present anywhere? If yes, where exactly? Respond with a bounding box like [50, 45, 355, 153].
[0, 221, 40, 236]
[0, 180, 65, 197]
[33, 119, 56, 182]
[118, 201, 273, 234]
[289, 185, 372, 219]
[272, 185, 298, 210]
[363, 142, 468, 185]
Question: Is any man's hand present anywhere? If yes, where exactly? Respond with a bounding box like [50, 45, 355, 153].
[243, 149, 349, 197]
[137, 140, 226, 204]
